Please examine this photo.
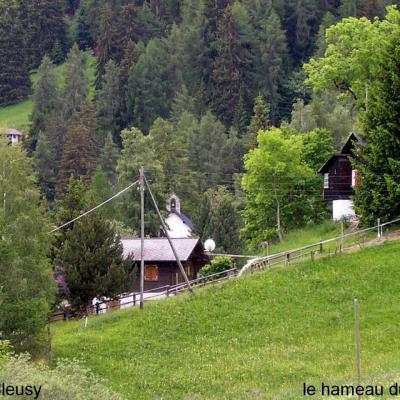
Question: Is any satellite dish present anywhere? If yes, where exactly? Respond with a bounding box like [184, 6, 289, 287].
[204, 239, 216, 252]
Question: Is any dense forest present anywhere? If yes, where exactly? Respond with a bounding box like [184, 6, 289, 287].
[1, 0, 399, 251]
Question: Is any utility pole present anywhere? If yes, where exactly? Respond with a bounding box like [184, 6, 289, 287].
[143, 174, 193, 293]
[139, 167, 145, 309]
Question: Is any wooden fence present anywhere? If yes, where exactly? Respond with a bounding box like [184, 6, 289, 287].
[238, 217, 400, 276]
[49, 268, 239, 322]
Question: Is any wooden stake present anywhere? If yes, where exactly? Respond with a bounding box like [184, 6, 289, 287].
[340, 221, 344, 252]
[354, 298, 362, 398]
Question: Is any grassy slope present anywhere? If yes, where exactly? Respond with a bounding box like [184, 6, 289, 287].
[0, 53, 96, 131]
[265, 220, 341, 255]
[53, 241, 400, 400]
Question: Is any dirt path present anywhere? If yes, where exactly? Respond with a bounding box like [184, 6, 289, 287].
[344, 230, 400, 253]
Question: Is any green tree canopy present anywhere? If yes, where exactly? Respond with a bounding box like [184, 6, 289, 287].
[241, 128, 316, 247]
[0, 140, 55, 355]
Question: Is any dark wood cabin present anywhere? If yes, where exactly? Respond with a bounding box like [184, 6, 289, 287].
[121, 237, 209, 291]
[318, 133, 364, 201]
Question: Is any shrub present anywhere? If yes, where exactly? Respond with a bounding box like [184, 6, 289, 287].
[198, 256, 235, 278]
[0, 351, 125, 399]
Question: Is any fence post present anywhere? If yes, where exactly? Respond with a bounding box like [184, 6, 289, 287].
[95, 302, 99, 315]
[319, 241, 323, 253]
[377, 218, 381, 239]
[166, 286, 170, 297]
[133, 293, 136, 306]
[354, 298, 362, 399]
[340, 221, 344, 253]
[286, 252, 290, 266]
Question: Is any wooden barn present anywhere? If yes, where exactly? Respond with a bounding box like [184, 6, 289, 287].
[121, 237, 209, 291]
[319, 133, 364, 220]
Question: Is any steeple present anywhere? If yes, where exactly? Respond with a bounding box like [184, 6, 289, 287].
[167, 193, 181, 214]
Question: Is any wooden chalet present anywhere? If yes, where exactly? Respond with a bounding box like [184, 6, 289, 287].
[121, 237, 209, 291]
[318, 133, 365, 220]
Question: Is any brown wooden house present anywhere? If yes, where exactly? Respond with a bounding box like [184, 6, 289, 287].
[121, 237, 209, 291]
[318, 133, 364, 220]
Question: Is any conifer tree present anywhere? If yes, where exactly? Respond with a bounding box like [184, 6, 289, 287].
[201, 186, 242, 253]
[29, 56, 60, 149]
[255, 9, 288, 118]
[127, 38, 174, 132]
[44, 112, 67, 167]
[338, 0, 359, 18]
[54, 176, 89, 230]
[247, 95, 271, 149]
[57, 103, 99, 194]
[119, 40, 145, 131]
[119, 4, 141, 46]
[28, 0, 68, 68]
[100, 132, 120, 188]
[183, 0, 231, 104]
[0, 1, 31, 107]
[96, 60, 122, 142]
[218, 127, 246, 179]
[211, 2, 254, 126]
[34, 131, 58, 201]
[96, 3, 120, 87]
[359, 0, 382, 19]
[189, 111, 227, 189]
[50, 39, 65, 65]
[59, 209, 135, 311]
[284, 0, 317, 64]
[74, 1, 96, 50]
[62, 44, 88, 124]
[314, 11, 336, 57]
[170, 84, 197, 124]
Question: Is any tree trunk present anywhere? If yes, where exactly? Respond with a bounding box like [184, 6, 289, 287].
[273, 177, 283, 242]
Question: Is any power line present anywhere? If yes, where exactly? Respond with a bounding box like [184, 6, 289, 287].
[49, 180, 139, 233]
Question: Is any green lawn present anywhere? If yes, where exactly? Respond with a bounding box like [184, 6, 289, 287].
[0, 53, 96, 131]
[52, 241, 400, 399]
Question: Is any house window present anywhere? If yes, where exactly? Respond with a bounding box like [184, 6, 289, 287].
[324, 173, 329, 189]
[144, 265, 159, 281]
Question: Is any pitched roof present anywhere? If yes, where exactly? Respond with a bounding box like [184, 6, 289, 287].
[318, 132, 365, 174]
[0, 128, 24, 136]
[169, 209, 194, 229]
[121, 237, 202, 262]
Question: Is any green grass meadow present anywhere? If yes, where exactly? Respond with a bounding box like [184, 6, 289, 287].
[0, 53, 96, 131]
[52, 241, 400, 399]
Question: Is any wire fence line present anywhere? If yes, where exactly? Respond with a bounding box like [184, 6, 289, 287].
[49, 216, 400, 323]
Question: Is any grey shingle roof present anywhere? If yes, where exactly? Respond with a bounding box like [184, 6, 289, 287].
[121, 237, 202, 261]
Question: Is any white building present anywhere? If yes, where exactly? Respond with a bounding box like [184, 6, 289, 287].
[165, 193, 193, 238]
[0, 128, 24, 145]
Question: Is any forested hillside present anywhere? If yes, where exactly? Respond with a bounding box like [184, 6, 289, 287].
[1, 0, 400, 252]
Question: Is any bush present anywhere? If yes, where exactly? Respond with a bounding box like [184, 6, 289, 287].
[0, 349, 125, 399]
[198, 256, 235, 278]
